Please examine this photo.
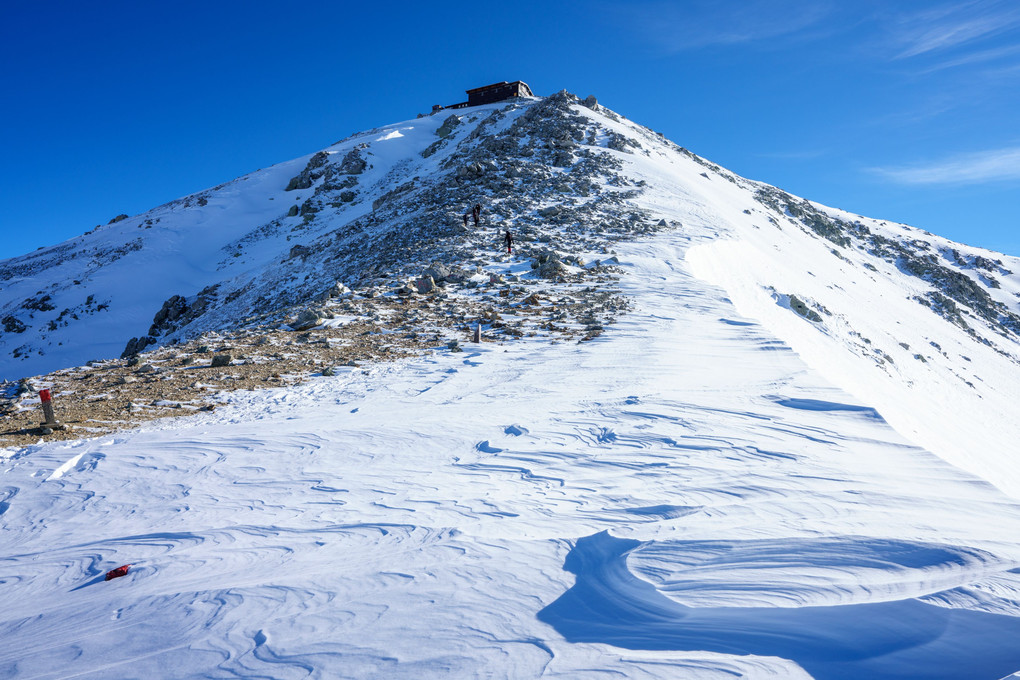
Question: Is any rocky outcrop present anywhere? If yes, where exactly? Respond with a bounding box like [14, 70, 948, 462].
[285, 151, 330, 191]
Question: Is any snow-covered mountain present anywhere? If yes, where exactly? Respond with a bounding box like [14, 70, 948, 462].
[3, 90, 1020, 679]
[3, 90, 1019, 494]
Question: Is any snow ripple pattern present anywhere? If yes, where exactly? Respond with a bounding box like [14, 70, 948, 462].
[3, 233, 1020, 678]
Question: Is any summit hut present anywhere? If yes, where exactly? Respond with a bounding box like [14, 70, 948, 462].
[448, 81, 534, 109]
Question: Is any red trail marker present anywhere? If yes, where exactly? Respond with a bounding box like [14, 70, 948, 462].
[105, 565, 131, 581]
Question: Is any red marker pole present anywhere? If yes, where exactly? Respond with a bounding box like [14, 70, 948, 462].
[38, 389, 63, 430]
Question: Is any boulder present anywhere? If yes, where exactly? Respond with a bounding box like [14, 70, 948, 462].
[210, 354, 233, 368]
[423, 262, 451, 283]
[457, 162, 486, 178]
[288, 245, 311, 260]
[291, 308, 325, 331]
[414, 276, 436, 294]
[538, 206, 561, 218]
[539, 260, 566, 279]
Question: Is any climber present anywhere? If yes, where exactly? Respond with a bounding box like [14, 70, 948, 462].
[463, 213, 469, 228]
[472, 203, 482, 227]
[504, 229, 513, 254]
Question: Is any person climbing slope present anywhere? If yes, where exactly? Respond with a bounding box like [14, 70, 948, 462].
[504, 228, 513, 254]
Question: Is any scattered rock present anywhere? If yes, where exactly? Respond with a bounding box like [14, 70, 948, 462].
[210, 354, 233, 368]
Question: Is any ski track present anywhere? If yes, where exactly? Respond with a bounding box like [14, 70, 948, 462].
[3, 231, 1020, 678]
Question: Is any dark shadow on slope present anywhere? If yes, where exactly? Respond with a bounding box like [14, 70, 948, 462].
[773, 397, 884, 420]
[538, 532, 1020, 680]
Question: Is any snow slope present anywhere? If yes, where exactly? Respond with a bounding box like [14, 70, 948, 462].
[4, 230, 1020, 679]
[3, 91, 1020, 678]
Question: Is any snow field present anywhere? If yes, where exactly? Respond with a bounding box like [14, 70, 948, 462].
[3, 229, 1020, 678]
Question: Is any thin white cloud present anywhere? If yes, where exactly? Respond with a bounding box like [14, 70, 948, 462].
[918, 43, 1020, 73]
[889, 0, 1020, 59]
[611, 0, 837, 53]
[872, 147, 1020, 185]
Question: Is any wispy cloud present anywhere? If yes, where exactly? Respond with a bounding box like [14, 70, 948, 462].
[872, 147, 1020, 185]
[916, 43, 1020, 73]
[610, 0, 838, 53]
[887, 0, 1020, 59]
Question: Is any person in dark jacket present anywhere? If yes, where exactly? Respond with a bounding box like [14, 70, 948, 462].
[504, 229, 513, 254]
[463, 213, 469, 227]
[472, 203, 482, 227]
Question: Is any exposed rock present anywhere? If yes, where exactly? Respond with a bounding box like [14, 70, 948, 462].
[121, 335, 155, 358]
[291, 308, 325, 331]
[338, 148, 367, 175]
[108, 214, 129, 224]
[289, 245, 311, 260]
[437, 114, 461, 139]
[457, 162, 487, 178]
[149, 295, 188, 336]
[414, 276, 436, 294]
[423, 262, 451, 283]
[789, 295, 823, 322]
[2, 316, 27, 334]
[285, 151, 330, 191]
[210, 354, 232, 368]
[287, 205, 300, 217]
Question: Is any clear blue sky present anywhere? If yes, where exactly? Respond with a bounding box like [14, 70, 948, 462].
[2, 0, 1018, 259]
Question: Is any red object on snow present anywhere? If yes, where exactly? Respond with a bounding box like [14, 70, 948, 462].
[105, 565, 131, 581]
[39, 389, 52, 403]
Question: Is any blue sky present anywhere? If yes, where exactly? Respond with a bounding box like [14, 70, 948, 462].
[1, 0, 1017, 259]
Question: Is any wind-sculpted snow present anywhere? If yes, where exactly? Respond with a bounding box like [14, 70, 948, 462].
[3, 232, 1020, 678]
[538, 532, 1020, 680]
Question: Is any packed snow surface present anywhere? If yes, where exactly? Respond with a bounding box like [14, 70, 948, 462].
[4, 231, 1020, 679]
